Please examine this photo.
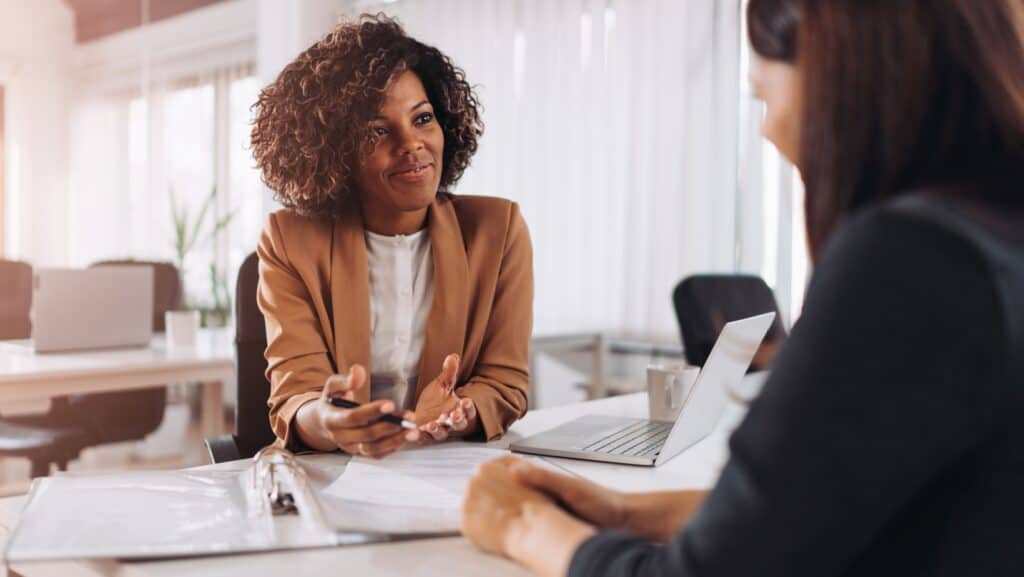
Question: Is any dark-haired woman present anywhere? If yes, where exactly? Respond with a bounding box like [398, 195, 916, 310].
[252, 15, 531, 458]
[461, 0, 1024, 575]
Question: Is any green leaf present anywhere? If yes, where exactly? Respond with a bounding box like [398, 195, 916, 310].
[206, 209, 236, 246]
[168, 184, 238, 320]
[185, 186, 217, 256]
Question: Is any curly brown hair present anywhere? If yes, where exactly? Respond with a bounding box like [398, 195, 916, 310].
[251, 14, 483, 219]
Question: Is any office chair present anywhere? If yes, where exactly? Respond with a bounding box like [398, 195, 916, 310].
[0, 259, 89, 478]
[11, 261, 179, 462]
[672, 274, 787, 372]
[205, 251, 276, 463]
[0, 259, 32, 340]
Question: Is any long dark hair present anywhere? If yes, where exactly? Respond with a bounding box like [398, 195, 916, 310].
[747, 0, 799, 61]
[748, 0, 1024, 258]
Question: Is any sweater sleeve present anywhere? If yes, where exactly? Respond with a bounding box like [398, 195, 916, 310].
[569, 207, 1008, 577]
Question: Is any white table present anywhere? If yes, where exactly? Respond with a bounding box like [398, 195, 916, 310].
[0, 390, 752, 577]
[0, 329, 234, 438]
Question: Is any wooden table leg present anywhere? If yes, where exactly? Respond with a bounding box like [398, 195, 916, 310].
[200, 380, 225, 438]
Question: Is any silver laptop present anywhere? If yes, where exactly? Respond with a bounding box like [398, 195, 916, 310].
[3, 267, 154, 353]
[512, 312, 775, 467]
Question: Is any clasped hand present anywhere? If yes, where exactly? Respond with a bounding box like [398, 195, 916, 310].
[461, 456, 606, 577]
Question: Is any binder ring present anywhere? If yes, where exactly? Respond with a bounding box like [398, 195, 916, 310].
[250, 446, 306, 516]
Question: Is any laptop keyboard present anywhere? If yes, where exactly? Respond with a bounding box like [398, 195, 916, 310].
[581, 421, 673, 457]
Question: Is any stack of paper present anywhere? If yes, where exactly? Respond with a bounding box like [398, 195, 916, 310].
[320, 445, 510, 534]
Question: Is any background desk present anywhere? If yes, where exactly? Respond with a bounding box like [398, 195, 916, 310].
[0, 329, 233, 438]
[0, 389, 754, 577]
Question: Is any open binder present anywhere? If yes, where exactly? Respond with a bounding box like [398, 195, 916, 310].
[4, 446, 461, 563]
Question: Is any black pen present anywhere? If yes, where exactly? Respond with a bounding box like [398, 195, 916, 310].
[328, 397, 418, 430]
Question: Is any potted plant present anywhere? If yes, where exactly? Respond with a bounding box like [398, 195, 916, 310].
[168, 185, 235, 333]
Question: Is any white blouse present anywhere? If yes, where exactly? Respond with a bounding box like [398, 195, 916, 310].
[364, 228, 435, 409]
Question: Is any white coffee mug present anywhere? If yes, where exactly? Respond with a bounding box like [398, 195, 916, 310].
[165, 310, 199, 351]
[647, 364, 701, 422]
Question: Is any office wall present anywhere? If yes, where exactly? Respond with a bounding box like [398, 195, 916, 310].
[0, 0, 73, 266]
[0, 86, 5, 257]
[257, 0, 354, 85]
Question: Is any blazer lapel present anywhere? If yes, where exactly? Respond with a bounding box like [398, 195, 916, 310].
[416, 198, 469, 396]
[331, 200, 372, 404]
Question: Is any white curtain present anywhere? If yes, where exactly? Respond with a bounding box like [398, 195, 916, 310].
[366, 0, 747, 337]
[68, 65, 263, 312]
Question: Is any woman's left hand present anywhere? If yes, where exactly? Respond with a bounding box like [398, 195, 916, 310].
[462, 456, 596, 577]
[414, 353, 481, 442]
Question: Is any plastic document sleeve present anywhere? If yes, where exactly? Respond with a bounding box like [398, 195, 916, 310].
[3, 447, 449, 563]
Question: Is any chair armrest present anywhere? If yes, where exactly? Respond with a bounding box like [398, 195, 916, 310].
[204, 435, 243, 463]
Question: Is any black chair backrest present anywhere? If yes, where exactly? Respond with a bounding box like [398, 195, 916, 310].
[234, 252, 276, 457]
[673, 274, 787, 368]
[0, 259, 32, 340]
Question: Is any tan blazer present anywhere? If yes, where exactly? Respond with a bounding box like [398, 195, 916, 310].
[257, 195, 533, 446]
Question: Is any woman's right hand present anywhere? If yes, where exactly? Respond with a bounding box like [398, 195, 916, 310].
[504, 457, 630, 530]
[295, 364, 421, 458]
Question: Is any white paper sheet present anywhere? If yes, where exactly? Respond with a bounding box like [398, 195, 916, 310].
[325, 445, 508, 510]
[318, 445, 518, 535]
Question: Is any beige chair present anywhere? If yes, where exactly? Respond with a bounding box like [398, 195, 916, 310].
[0, 259, 89, 477]
[9, 261, 182, 473]
[34, 261, 180, 445]
[0, 258, 31, 340]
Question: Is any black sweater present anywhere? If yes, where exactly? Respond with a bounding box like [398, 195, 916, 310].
[569, 191, 1024, 577]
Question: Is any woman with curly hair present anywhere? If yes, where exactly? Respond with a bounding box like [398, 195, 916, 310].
[252, 14, 532, 458]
